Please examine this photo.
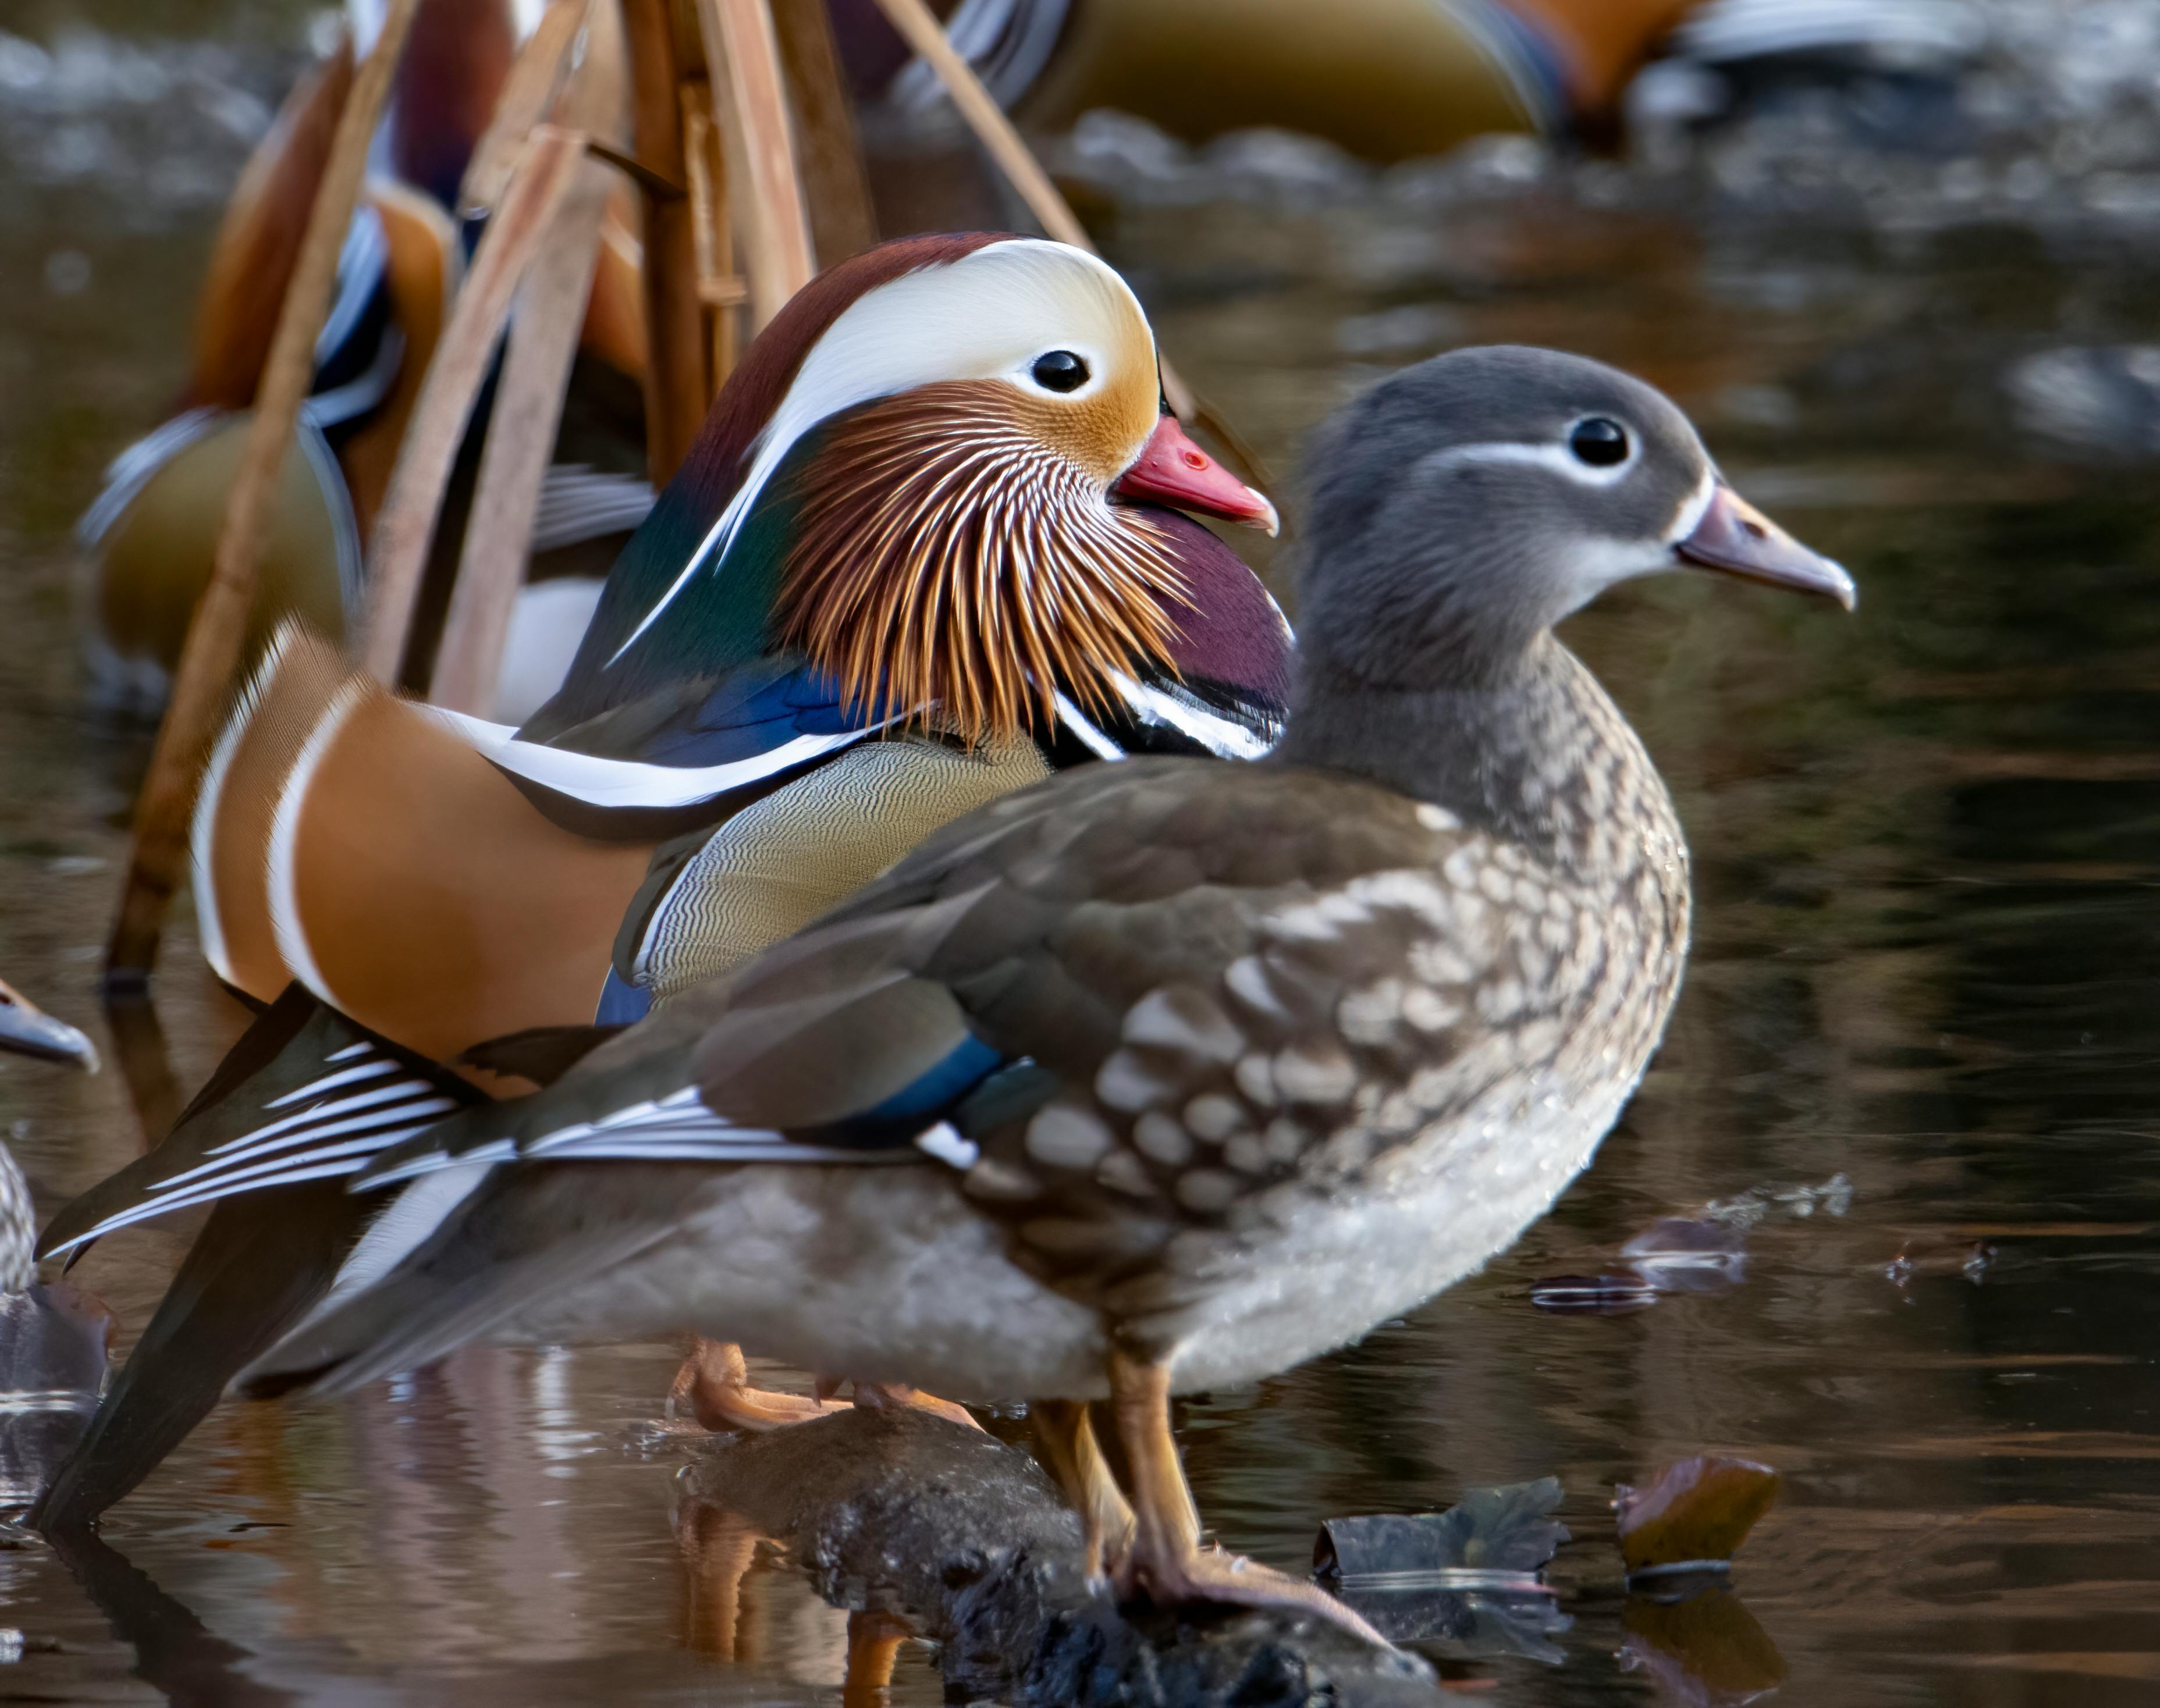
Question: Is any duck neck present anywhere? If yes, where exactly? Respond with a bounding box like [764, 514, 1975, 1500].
[1275, 632, 1659, 876]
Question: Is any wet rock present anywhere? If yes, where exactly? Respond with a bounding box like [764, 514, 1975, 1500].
[682, 1406, 1443, 1706]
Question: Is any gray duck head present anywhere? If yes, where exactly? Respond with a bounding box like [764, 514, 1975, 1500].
[1292, 345, 1854, 693]
[0, 980, 98, 1073]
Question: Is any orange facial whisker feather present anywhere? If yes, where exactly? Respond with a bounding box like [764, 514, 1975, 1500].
[777, 386, 1191, 745]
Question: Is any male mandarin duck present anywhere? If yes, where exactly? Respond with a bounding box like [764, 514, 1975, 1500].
[191, 233, 1283, 1063]
[32, 232, 1286, 1527]
[40, 349, 1852, 1626]
[80, 0, 649, 716]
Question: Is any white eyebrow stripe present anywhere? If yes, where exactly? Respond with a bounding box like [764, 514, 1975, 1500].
[1416, 441, 1636, 487]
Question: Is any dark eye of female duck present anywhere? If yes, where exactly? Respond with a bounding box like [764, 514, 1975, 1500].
[1569, 417, 1630, 467]
[1031, 350, 1090, 393]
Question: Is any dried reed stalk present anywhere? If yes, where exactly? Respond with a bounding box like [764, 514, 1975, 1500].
[105, 0, 424, 983]
[356, 124, 592, 685]
[698, 0, 815, 328]
[621, 0, 707, 482]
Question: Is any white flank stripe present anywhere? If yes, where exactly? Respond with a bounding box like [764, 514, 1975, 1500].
[267, 681, 367, 1007]
[326, 1041, 376, 1063]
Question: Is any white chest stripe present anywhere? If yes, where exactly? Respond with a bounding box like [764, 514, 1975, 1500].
[436, 710, 886, 809]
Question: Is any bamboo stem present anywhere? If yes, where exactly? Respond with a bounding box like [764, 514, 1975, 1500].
[104, 0, 422, 985]
[621, 0, 709, 483]
[356, 124, 591, 685]
[769, 0, 876, 265]
[698, 0, 815, 329]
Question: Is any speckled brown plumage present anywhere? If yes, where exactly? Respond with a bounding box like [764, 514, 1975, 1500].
[795, 636, 1688, 1321]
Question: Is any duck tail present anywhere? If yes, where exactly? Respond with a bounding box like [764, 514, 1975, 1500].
[30, 1180, 367, 1533]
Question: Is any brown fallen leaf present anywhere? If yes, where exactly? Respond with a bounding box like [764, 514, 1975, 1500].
[1615, 1455, 1779, 1574]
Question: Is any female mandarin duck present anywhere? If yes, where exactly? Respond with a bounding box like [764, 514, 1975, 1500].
[0, 983, 98, 1073]
[42, 349, 1850, 1628]
[33, 233, 1285, 1526]
[80, 0, 648, 714]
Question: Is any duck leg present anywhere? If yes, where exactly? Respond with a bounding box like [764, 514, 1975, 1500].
[1031, 1399, 1135, 1579]
[669, 1337, 982, 1433]
[670, 1337, 847, 1432]
[1104, 1349, 1387, 1645]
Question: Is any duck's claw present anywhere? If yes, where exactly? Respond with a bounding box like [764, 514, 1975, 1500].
[669, 1337, 847, 1433]
[1113, 1538, 1391, 1646]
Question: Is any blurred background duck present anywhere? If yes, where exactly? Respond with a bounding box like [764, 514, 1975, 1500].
[844, 0, 1980, 182]
[0, 983, 111, 1513]
[79, 0, 650, 720]
[31, 233, 1287, 1529]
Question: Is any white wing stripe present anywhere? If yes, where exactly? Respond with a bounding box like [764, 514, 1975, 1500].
[205, 1079, 445, 1156]
[262, 1056, 402, 1109]
[154, 1097, 462, 1197]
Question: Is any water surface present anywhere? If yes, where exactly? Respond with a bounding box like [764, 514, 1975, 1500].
[4, 9, 2160, 1702]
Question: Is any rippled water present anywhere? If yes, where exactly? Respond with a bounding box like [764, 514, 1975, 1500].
[5, 5, 2160, 1703]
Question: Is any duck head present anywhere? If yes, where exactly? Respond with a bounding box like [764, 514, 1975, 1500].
[0, 981, 98, 1073]
[553, 235, 1278, 745]
[1294, 344, 1853, 691]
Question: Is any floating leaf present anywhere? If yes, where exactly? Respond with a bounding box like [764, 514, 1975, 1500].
[1615, 1456, 1779, 1575]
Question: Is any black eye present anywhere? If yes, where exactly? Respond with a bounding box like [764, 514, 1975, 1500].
[1569, 417, 1630, 467]
[1031, 350, 1089, 393]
